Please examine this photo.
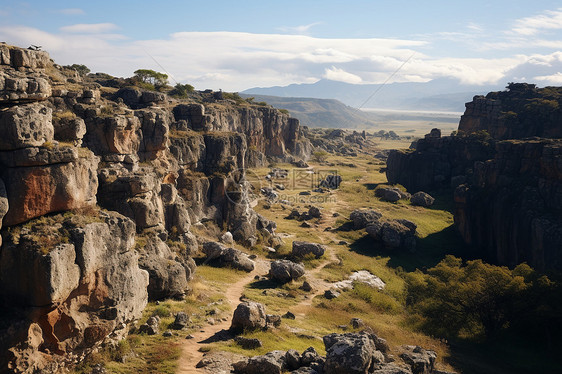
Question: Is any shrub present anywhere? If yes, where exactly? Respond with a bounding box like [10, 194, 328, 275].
[312, 150, 329, 163]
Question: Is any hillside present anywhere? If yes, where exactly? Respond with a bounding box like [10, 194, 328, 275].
[240, 94, 379, 128]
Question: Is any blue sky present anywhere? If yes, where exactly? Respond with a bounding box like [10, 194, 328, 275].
[1, 1, 562, 90]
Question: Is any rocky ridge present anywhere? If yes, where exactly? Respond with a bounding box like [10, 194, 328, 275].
[0, 43, 311, 373]
[386, 83, 562, 270]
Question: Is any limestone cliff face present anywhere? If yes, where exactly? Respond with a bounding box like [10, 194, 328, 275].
[386, 83, 562, 270]
[0, 43, 302, 372]
[454, 139, 562, 270]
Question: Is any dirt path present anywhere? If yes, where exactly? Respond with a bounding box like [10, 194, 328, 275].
[176, 260, 269, 373]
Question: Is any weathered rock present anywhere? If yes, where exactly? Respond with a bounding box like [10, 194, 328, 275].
[285, 349, 301, 370]
[399, 345, 436, 374]
[138, 235, 190, 301]
[368, 219, 417, 251]
[235, 337, 263, 349]
[0, 103, 53, 151]
[139, 316, 161, 335]
[268, 260, 306, 283]
[320, 174, 342, 189]
[1, 148, 99, 226]
[53, 116, 86, 145]
[372, 365, 413, 374]
[410, 192, 435, 207]
[308, 206, 321, 218]
[233, 350, 287, 374]
[230, 301, 267, 332]
[0, 211, 149, 371]
[324, 290, 340, 299]
[292, 241, 325, 258]
[350, 209, 382, 230]
[300, 346, 320, 367]
[84, 114, 141, 156]
[170, 312, 190, 330]
[220, 231, 234, 244]
[323, 332, 385, 374]
[266, 314, 282, 328]
[0, 69, 52, 103]
[202, 241, 255, 272]
[350, 318, 365, 329]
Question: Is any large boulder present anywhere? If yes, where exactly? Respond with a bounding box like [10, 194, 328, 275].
[202, 241, 255, 272]
[230, 301, 267, 332]
[399, 346, 436, 374]
[292, 241, 325, 258]
[350, 209, 382, 229]
[410, 192, 435, 207]
[268, 260, 305, 284]
[323, 332, 385, 374]
[233, 350, 287, 374]
[366, 219, 417, 251]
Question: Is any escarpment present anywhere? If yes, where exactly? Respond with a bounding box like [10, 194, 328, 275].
[0, 43, 309, 373]
[386, 83, 562, 270]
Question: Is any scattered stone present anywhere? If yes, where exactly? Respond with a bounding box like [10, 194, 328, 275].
[338, 240, 348, 245]
[308, 206, 321, 218]
[266, 314, 282, 328]
[282, 311, 296, 320]
[233, 350, 287, 374]
[319, 174, 342, 189]
[295, 159, 309, 168]
[299, 191, 311, 196]
[324, 290, 340, 299]
[301, 221, 311, 228]
[162, 330, 173, 337]
[292, 241, 326, 258]
[220, 231, 234, 244]
[350, 318, 365, 329]
[410, 192, 435, 207]
[269, 260, 306, 283]
[285, 349, 302, 371]
[286, 209, 301, 220]
[300, 346, 320, 366]
[333, 270, 386, 291]
[138, 316, 160, 335]
[235, 336, 263, 349]
[170, 312, 189, 330]
[332, 212, 340, 217]
[202, 242, 255, 272]
[230, 301, 267, 332]
[399, 345, 437, 374]
[300, 281, 312, 292]
[323, 332, 385, 374]
[185, 334, 195, 339]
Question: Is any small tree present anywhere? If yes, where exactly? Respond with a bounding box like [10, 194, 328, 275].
[312, 150, 329, 163]
[133, 69, 168, 88]
[170, 83, 195, 98]
[64, 64, 90, 76]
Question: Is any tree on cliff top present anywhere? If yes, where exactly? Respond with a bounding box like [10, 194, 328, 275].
[132, 69, 168, 89]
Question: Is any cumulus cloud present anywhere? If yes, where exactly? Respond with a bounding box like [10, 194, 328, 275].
[0, 25, 561, 91]
[534, 72, 562, 84]
[512, 8, 562, 35]
[323, 66, 362, 84]
[60, 23, 118, 34]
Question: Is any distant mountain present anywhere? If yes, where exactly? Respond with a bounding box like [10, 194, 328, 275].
[242, 78, 505, 112]
[239, 94, 379, 128]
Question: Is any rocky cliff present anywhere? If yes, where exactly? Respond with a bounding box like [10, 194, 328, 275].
[386, 84, 562, 271]
[0, 43, 309, 373]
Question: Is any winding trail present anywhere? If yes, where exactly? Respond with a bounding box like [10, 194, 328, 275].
[176, 260, 268, 373]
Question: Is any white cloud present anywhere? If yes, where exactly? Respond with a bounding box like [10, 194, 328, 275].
[278, 22, 322, 35]
[60, 23, 118, 34]
[512, 8, 562, 35]
[534, 72, 562, 84]
[57, 8, 85, 15]
[0, 26, 560, 91]
[323, 66, 362, 84]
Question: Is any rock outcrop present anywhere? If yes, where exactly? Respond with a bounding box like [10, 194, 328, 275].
[0, 43, 306, 372]
[385, 83, 562, 270]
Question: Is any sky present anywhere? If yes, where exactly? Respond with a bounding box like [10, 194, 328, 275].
[1, 0, 562, 91]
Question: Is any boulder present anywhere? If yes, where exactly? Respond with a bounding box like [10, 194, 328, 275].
[0, 103, 53, 151]
[350, 209, 382, 229]
[410, 192, 434, 207]
[235, 337, 263, 349]
[266, 314, 282, 328]
[320, 174, 342, 189]
[269, 260, 306, 284]
[170, 312, 190, 330]
[139, 316, 160, 335]
[233, 350, 286, 374]
[399, 346, 436, 374]
[285, 349, 302, 370]
[220, 231, 234, 244]
[300, 346, 320, 367]
[366, 219, 417, 251]
[202, 242, 255, 272]
[308, 206, 321, 218]
[292, 241, 326, 258]
[323, 332, 385, 374]
[230, 301, 267, 332]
